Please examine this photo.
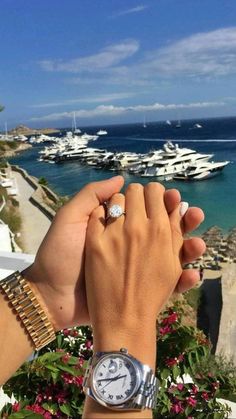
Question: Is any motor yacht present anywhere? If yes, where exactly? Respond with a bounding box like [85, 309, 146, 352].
[141, 147, 213, 177]
[173, 161, 229, 181]
[96, 130, 108, 135]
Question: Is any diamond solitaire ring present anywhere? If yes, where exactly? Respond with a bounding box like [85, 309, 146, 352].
[107, 204, 125, 219]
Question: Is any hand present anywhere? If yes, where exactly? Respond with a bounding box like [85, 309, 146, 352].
[85, 183, 205, 364]
[24, 179, 204, 331]
[24, 176, 124, 330]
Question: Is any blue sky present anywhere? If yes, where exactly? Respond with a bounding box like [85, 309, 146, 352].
[1, 0, 236, 129]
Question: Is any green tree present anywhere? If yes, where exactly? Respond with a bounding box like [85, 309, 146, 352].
[0, 104, 4, 112]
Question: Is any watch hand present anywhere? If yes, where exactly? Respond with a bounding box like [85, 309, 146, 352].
[101, 374, 127, 390]
[98, 374, 127, 383]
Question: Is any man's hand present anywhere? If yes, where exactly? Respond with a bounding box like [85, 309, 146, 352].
[24, 176, 124, 330]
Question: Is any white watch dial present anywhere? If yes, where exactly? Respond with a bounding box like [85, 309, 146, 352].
[93, 354, 139, 405]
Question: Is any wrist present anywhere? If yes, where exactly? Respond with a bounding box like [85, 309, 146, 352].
[93, 324, 157, 369]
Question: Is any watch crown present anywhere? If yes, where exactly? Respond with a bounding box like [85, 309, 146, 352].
[120, 347, 128, 354]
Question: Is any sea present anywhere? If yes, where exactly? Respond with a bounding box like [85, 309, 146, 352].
[9, 116, 236, 235]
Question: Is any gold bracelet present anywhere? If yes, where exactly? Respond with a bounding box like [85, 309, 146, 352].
[0, 271, 56, 351]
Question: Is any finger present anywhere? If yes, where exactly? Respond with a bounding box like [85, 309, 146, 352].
[125, 183, 146, 224]
[106, 193, 125, 228]
[164, 189, 181, 214]
[175, 269, 200, 293]
[87, 205, 106, 237]
[182, 237, 206, 264]
[169, 202, 186, 256]
[61, 176, 124, 222]
[144, 182, 167, 220]
[183, 207, 205, 233]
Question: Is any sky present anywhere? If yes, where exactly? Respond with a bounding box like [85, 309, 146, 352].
[1, 0, 236, 129]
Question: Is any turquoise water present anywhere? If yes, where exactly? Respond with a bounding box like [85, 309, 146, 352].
[9, 117, 236, 234]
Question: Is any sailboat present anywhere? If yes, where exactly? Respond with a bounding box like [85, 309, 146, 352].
[175, 119, 181, 128]
[143, 115, 147, 128]
[72, 112, 81, 134]
[166, 120, 172, 126]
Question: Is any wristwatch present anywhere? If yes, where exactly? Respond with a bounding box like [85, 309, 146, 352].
[83, 347, 158, 411]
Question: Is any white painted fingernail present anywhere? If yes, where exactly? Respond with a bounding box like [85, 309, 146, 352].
[180, 201, 189, 217]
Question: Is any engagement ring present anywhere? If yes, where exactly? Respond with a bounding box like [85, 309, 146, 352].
[107, 204, 125, 219]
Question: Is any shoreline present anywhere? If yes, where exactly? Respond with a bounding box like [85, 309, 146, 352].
[0, 142, 32, 158]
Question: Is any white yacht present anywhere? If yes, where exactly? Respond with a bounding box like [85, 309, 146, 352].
[141, 146, 213, 177]
[113, 153, 141, 170]
[96, 129, 108, 135]
[166, 120, 172, 126]
[193, 123, 203, 129]
[173, 161, 229, 181]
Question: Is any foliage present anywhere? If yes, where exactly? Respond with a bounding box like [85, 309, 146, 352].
[38, 177, 48, 186]
[1, 303, 234, 418]
[0, 206, 21, 233]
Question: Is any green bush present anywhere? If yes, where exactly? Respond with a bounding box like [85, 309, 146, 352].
[0, 207, 21, 233]
[38, 177, 48, 186]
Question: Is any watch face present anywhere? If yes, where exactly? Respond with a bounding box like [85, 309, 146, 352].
[92, 354, 140, 405]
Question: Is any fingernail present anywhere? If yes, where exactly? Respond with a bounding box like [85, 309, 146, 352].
[180, 201, 189, 217]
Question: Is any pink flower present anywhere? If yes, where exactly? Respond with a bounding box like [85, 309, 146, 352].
[163, 312, 178, 325]
[178, 353, 184, 362]
[177, 383, 184, 391]
[187, 396, 197, 407]
[12, 402, 20, 412]
[85, 340, 93, 349]
[201, 391, 209, 401]
[191, 384, 198, 395]
[160, 325, 172, 336]
[75, 375, 84, 387]
[165, 357, 178, 367]
[26, 404, 45, 414]
[63, 329, 70, 336]
[43, 413, 52, 419]
[36, 393, 43, 403]
[171, 401, 184, 414]
[62, 354, 71, 364]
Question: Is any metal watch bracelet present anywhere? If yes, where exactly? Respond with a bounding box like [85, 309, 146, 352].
[0, 271, 56, 351]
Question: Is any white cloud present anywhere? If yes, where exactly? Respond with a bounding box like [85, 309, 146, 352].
[30, 100, 225, 122]
[142, 27, 236, 78]
[111, 5, 148, 18]
[39, 40, 139, 73]
[37, 27, 236, 97]
[31, 92, 136, 108]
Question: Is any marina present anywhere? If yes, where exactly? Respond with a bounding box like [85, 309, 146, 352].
[25, 132, 230, 181]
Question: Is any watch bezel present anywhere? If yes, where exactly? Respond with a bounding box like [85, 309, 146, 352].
[91, 352, 142, 407]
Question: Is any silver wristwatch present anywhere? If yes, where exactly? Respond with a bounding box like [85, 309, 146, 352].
[83, 348, 158, 411]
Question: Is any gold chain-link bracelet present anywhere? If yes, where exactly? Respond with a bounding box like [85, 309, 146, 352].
[0, 271, 56, 351]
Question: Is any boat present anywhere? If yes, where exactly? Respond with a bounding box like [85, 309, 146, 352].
[143, 116, 147, 128]
[141, 144, 213, 177]
[72, 112, 81, 134]
[166, 120, 172, 126]
[173, 161, 229, 181]
[193, 123, 203, 129]
[175, 120, 181, 128]
[96, 129, 108, 135]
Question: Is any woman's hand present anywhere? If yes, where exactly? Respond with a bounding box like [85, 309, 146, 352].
[85, 183, 205, 366]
